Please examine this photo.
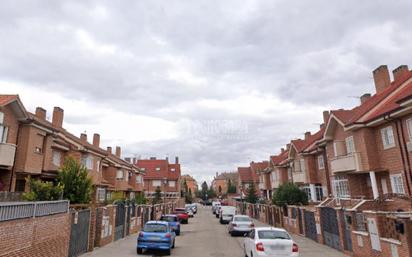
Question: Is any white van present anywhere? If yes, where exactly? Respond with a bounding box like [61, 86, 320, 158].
[212, 201, 221, 214]
[219, 206, 236, 224]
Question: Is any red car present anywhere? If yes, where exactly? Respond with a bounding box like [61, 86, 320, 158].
[173, 208, 189, 224]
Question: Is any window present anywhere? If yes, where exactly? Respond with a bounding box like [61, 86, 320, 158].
[106, 191, 112, 201]
[136, 175, 142, 184]
[140, 168, 146, 172]
[96, 160, 101, 172]
[302, 186, 311, 200]
[300, 158, 306, 173]
[381, 126, 395, 149]
[332, 175, 350, 198]
[407, 118, 412, 140]
[318, 155, 325, 170]
[0, 113, 7, 143]
[170, 168, 176, 172]
[52, 151, 61, 166]
[390, 174, 405, 194]
[96, 188, 106, 202]
[116, 169, 124, 179]
[315, 185, 323, 201]
[168, 181, 176, 187]
[345, 136, 355, 154]
[155, 167, 161, 171]
[81, 155, 93, 170]
[152, 180, 161, 187]
[333, 142, 338, 157]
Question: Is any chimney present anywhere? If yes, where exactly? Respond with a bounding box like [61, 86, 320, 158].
[320, 123, 325, 129]
[323, 110, 330, 124]
[125, 157, 131, 163]
[107, 146, 112, 154]
[304, 131, 311, 140]
[150, 157, 156, 160]
[115, 146, 121, 158]
[373, 65, 391, 93]
[35, 107, 46, 120]
[133, 157, 137, 164]
[175, 156, 179, 164]
[360, 93, 372, 104]
[286, 143, 291, 150]
[216, 172, 218, 178]
[52, 107, 64, 128]
[92, 133, 100, 147]
[80, 133, 87, 142]
[281, 148, 285, 153]
[393, 65, 409, 82]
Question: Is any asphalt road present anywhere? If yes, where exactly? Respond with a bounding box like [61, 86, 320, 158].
[82, 205, 345, 257]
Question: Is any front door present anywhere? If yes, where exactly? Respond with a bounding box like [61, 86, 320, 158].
[367, 218, 381, 251]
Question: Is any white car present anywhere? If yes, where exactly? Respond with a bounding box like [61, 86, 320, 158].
[243, 227, 299, 257]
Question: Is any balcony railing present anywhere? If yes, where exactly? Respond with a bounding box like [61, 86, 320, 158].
[0, 200, 69, 222]
[0, 143, 16, 167]
[330, 152, 361, 173]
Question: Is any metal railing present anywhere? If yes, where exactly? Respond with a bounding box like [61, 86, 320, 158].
[0, 200, 69, 222]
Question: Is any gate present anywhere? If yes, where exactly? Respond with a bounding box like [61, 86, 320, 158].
[68, 209, 90, 257]
[304, 210, 317, 242]
[115, 203, 125, 241]
[297, 208, 304, 234]
[320, 207, 341, 251]
[343, 212, 353, 251]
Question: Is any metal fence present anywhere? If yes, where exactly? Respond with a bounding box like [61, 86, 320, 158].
[0, 200, 69, 222]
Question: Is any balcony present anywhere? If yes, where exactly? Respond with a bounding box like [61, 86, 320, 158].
[0, 143, 16, 167]
[330, 152, 361, 173]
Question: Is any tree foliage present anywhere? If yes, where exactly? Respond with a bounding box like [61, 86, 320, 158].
[227, 179, 237, 194]
[152, 186, 162, 204]
[135, 193, 148, 204]
[57, 157, 93, 204]
[22, 178, 63, 201]
[245, 183, 258, 204]
[272, 183, 308, 207]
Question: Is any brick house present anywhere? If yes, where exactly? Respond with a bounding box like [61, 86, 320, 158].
[0, 95, 28, 191]
[322, 65, 412, 201]
[181, 174, 198, 197]
[268, 149, 290, 194]
[288, 127, 329, 202]
[251, 161, 270, 199]
[136, 157, 181, 199]
[211, 172, 238, 195]
[237, 165, 260, 198]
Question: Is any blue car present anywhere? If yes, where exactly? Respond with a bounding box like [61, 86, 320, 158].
[137, 221, 176, 255]
[160, 214, 181, 236]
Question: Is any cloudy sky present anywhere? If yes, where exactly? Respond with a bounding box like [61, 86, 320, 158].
[1, 0, 411, 184]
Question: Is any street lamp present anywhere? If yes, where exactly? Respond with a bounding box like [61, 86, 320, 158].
[162, 177, 168, 212]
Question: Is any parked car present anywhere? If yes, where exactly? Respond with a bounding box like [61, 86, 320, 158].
[215, 205, 222, 218]
[137, 221, 176, 256]
[188, 203, 197, 214]
[212, 201, 221, 214]
[228, 215, 254, 236]
[159, 214, 181, 236]
[219, 206, 236, 224]
[187, 208, 194, 217]
[173, 208, 189, 224]
[243, 227, 299, 257]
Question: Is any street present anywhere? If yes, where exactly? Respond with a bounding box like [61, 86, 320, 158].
[82, 206, 346, 257]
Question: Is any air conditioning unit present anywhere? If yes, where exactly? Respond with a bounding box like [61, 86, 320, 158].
[407, 142, 412, 152]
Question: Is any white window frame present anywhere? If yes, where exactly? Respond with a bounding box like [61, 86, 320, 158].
[116, 169, 124, 180]
[170, 168, 176, 172]
[390, 174, 405, 194]
[52, 151, 61, 167]
[155, 167, 161, 171]
[318, 155, 325, 170]
[406, 118, 412, 140]
[136, 175, 142, 184]
[333, 141, 338, 157]
[168, 181, 176, 187]
[300, 158, 306, 173]
[345, 136, 355, 154]
[152, 180, 161, 187]
[381, 126, 396, 149]
[96, 188, 106, 202]
[0, 111, 4, 124]
[332, 175, 350, 198]
[82, 155, 94, 170]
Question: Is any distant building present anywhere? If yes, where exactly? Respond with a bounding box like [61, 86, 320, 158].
[211, 172, 238, 195]
[181, 174, 198, 197]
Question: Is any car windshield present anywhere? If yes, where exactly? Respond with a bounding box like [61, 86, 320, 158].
[234, 217, 251, 222]
[160, 216, 177, 222]
[143, 224, 168, 232]
[258, 230, 290, 240]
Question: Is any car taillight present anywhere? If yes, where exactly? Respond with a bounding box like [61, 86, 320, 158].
[292, 243, 298, 252]
[138, 232, 144, 237]
[232, 223, 237, 227]
[256, 242, 264, 252]
[165, 233, 171, 238]
[250, 223, 255, 227]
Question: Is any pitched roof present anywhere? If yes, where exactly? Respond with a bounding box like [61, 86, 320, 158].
[291, 127, 325, 154]
[137, 159, 181, 180]
[0, 95, 18, 106]
[238, 167, 254, 183]
[214, 172, 238, 181]
[270, 150, 289, 166]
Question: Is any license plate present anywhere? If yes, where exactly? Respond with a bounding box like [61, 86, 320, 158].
[148, 237, 160, 241]
[270, 245, 285, 250]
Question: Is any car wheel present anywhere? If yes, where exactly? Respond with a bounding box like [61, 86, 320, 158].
[136, 248, 143, 254]
[165, 249, 171, 256]
[230, 231, 234, 237]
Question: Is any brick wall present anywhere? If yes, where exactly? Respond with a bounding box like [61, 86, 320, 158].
[0, 213, 70, 257]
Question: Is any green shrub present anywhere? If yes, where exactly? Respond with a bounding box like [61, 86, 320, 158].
[272, 183, 308, 207]
[22, 178, 63, 201]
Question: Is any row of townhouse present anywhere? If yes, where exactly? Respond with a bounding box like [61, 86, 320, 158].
[0, 95, 182, 203]
[230, 64, 412, 206]
[211, 172, 238, 194]
[181, 174, 198, 197]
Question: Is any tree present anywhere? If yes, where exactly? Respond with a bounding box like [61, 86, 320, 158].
[152, 186, 162, 204]
[218, 185, 222, 194]
[57, 157, 93, 204]
[245, 183, 258, 204]
[135, 193, 148, 204]
[200, 181, 209, 200]
[227, 179, 237, 194]
[272, 183, 308, 207]
[22, 178, 63, 201]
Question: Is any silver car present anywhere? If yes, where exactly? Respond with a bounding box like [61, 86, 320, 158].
[228, 215, 255, 236]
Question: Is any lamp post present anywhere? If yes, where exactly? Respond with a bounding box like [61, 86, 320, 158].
[162, 177, 168, 213]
